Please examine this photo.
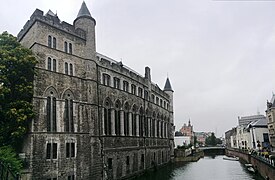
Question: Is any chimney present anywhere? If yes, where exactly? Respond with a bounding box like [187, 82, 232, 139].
[145, 66, 151, 81]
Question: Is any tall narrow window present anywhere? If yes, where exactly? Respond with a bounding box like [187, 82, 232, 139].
[132, 106, 137, 136]
[151, 94, 155, 103]
[69, 43, 72, 54]
[69, 63, 73, 76]
[131, 84, 136, 95]
[47, 96, 57, 132]
[138, 87, 143, 98]
[46, 143, 57, 159]
[144, 90, 148, 100]
[115, 101, 121, 135]
[160, 99, 163, 107]
[68, 175, 75, 180]
[53, 37, 56, 49]
[48, 35, 52, 47]
[152, 119, 155, 137]
[104, 99, 112, 135]
[64, 41, 68, 53]
[65, 62, 69, 75]
[47, 57, 52, 70]
[123, 81, 129, 92]
[124, 103, 129, 136]
[113, 77, 120, 89]
[66, 142, 75, 158]
[156, 97, 159, 105]
[108, 158, 112, 169]
[53, 59, 57, 72]
[103, 74, 110, 86]
[139, 109, 144, 137]
[65, 99, 74, 132]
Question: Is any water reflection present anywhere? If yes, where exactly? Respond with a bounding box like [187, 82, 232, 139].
[134, 155, 264, 180]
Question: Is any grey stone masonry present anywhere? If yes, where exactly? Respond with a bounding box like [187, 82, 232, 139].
[18, 2, 174, 180]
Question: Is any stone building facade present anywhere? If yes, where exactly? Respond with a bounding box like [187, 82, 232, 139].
[17, 2, 174, 180]
[266, 94, 275, 149]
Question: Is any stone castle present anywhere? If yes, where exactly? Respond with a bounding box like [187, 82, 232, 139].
[18, 2, 175, 179]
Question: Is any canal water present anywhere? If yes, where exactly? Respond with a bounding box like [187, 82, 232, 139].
[134, 155, 265, 180]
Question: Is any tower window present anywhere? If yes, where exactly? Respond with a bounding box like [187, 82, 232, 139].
[69, 63, 73, 76]
[64, 41, 68, 53]
[53, 37, 56, 49]
[69, 43, 72, 54]
[47, 57, 52, 70]
[48, 35, 52, 47]
[65, 62, 69, 75]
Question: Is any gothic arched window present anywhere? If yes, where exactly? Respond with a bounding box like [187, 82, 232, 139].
[63, 90, 74, 132]
[114, 100, 121, 135]
[104, 98, 112, 135]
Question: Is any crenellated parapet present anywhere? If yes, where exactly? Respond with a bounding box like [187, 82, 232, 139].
[17, 9, 86, 41]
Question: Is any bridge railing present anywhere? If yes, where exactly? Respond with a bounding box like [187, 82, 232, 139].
[0, 161, 20, 180]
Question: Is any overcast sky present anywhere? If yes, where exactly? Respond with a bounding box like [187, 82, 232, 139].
[1, 0, 275, 137]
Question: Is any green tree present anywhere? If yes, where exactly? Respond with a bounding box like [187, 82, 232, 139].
[205, 132, 217, 146]
[0, 31, 36, 150]
[0, 146, 22, 173]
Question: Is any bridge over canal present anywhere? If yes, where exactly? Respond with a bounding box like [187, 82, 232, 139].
[198, 146, 225, 155]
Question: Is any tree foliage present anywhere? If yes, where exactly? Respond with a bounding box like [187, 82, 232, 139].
[0, 146, 22, 173]
[0, 31, 36, 150]
[205, 132, 217, 146]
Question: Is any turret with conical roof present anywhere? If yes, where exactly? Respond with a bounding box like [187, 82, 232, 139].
[164, 77, 173, 92]
[74, 1, 96, 60]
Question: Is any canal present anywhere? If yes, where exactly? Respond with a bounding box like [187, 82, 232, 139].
[134, 155, 265, 180]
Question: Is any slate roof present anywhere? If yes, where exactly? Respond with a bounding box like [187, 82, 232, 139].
[77, 1, 91, 18]
[164, 78, 173, 92]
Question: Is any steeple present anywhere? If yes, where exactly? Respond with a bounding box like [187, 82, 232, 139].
[164, 77, 173, 92]
[77, 1, 92, 18]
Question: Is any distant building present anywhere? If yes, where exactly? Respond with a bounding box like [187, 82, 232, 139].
[225, 128, 237, 148]
[238, 114, 266, 127]
[180, 120, 193, 137]
[194, 132, 211, 146]
[246, 118, 269, 149]
[174, 136, 191, 148]
[179, 120, 194, 144]
[266, 94, 275, 149]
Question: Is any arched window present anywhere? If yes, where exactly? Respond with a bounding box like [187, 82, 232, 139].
[69, 43, 72, 54]
[145, 109, 150, 137]
[53, 59, 57, 72]
[64, 41, 68, 53]
[132, 105, 137, 136]
[157, 114, 160, 137]
[47, 57, 52, 70]
[45, 87, 58, 132]
[48, 35, 52, 47]
[53, 37, 56, 49]
[114, 100, 121, 135]
[69, 63, 73, 76]
[104, 98, 112, 135]
[65, 62, 68, 75]
[139, 108, 144, 137]
[152, 112, 156, 137]
[124, 102, 130, 136]
[63, 90, 74, 132]
[151, 94, 155, 103]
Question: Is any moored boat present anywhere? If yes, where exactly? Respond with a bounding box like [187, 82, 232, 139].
[223, 156, 239, 161]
